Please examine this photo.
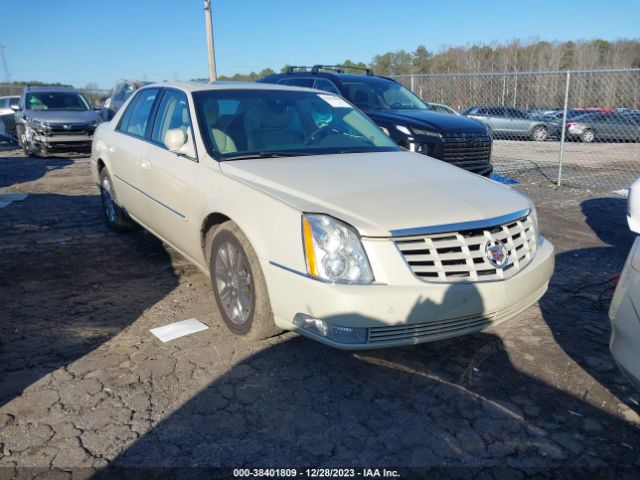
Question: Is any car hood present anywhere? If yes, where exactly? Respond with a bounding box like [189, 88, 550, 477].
[24, 110, 99, 124]
[220, 151, 530, 237]
[366, 109, 487, 133]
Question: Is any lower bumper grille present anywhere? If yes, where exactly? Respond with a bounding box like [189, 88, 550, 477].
[367, 284, 546, 344]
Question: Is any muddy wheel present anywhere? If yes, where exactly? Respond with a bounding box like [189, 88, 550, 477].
[207, 221, 280, 340]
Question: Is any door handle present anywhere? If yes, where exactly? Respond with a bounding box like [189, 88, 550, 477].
[140, 159, 151, 170]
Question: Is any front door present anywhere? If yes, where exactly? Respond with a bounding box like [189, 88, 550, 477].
[137, 89, 200, 258]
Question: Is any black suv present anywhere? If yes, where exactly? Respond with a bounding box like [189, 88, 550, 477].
[259, 65, 493, 176]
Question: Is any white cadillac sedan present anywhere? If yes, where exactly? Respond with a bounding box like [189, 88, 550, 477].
[91, 82, 554, 349]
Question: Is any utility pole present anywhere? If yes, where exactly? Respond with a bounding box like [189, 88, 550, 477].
[204, 0, 217, 82]
[0, 45, 11, 83]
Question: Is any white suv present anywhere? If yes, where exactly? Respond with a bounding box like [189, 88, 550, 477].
[90, 82, 554, 349]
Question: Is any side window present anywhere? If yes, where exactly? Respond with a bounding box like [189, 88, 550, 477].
[313, 78, 341, 95]
[285, 78, 314, 87]
[117, 88, 160, 138]
[151, 89, 196, 158]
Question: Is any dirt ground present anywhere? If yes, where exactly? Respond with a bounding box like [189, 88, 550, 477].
[1, 147, 639, 478]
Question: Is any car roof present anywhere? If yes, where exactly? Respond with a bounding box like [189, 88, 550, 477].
[142, 80, 326, 95]
[0, 95, 19, 99]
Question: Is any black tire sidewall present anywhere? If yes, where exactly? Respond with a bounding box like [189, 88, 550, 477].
[210, 230, 256, 336]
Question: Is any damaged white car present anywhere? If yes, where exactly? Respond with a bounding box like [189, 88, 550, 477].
[91, 81, 554, 349]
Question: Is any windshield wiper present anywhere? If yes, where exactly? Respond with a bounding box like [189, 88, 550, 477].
[222, 151, 313, 161]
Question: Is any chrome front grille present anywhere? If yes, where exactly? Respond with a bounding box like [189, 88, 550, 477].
[394, 213, 537, 282]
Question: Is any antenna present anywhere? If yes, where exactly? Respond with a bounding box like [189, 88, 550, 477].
[0, 45, 11, 83]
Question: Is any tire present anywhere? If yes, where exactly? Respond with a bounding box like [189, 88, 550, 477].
[581, 129, 595, 143]
[99, 168, 136, 232]
[24, 139, 40, 157]
[207, 221, 280, 341]
[531, 125, 548, 141]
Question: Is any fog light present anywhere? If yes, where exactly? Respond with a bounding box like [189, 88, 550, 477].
[293, 313, 368, 344]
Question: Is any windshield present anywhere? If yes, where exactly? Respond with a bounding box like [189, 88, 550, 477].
[193, 89, 400, 160]
[340, 79, 428, 111]
[26, 92, 91, 111]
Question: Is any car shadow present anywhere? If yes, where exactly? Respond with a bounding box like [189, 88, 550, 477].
[102, 279, 639, 474]
[0, 153, 73, 188]
[0, 193, 179, 408]
[538, 197, 639, 413]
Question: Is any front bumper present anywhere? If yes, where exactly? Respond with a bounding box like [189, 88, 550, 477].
[32, 132, 93, 150]
[264, 237, 554, 349]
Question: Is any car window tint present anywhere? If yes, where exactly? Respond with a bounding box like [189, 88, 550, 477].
[151, 89, 193, 148]
[118, 88, 159, 138]
[313, 78, 341, 95]
[285, 78, 314, 87]
[509, 109, 527, 118]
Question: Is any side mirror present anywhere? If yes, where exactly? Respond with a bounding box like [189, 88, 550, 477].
[10, 105, 19, 112]
[628, 178, 640, 234]
[164, 128, 187, 152]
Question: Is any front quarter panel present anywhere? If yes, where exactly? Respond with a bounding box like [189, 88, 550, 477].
[195, 161, 307, 273]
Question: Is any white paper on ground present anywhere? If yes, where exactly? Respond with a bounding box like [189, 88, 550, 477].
[613, 189, 629, 197]
[150, 318, 209, 343]
[0, 193, 28, 208]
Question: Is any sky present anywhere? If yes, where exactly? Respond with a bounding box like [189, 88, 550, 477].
[1, 0, 639, 89]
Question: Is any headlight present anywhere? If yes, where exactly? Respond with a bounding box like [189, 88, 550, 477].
[302, 214, 374, 284]
[28, 118, 48, 130]
[395, 125, 412, 135]
[411, 128, 442, 138]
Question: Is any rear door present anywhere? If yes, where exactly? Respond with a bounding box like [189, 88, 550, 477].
[507, 108, 533, 134]
[109, 87, 160, 218]
[487, 107, 510, 133]
[137, 88, 200, 257]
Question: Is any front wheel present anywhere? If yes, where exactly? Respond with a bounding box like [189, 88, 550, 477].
[531, 125, 548, 141]
[207, 221, 280, 341]
[581, 129, 595, 143]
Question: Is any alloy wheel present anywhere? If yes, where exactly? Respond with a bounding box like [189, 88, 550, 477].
[214, 240, 253, 325]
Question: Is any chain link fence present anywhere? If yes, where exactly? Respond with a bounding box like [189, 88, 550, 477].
[393, 68, 640, 192]
[0, 85, 110, 145]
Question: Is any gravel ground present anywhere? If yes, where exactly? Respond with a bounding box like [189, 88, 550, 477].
[0, 148, 639, 478]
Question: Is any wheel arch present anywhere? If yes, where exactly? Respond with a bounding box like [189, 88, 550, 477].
[200, 212, 232, 261]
